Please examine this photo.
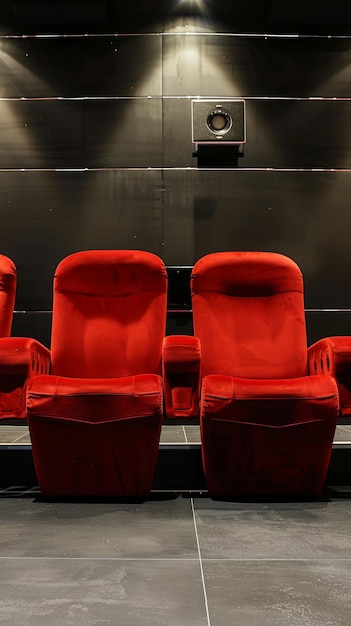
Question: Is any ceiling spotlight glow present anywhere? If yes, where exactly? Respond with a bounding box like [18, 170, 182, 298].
[175, 0, 213, 19]
[177, 0, 205, 8]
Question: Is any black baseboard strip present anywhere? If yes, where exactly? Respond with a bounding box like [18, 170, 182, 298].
[0, 444, 350, 493]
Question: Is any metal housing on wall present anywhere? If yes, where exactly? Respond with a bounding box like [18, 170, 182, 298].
[191, 99, 246, 144]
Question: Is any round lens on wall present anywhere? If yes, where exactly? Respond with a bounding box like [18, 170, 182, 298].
[206, 108, 232, 135]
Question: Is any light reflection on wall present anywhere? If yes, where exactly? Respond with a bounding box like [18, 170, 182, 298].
[176, 0, 207, 11]
[0, 41, 50, 169]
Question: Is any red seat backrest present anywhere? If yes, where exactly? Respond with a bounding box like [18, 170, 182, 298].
[0, 254, 16, 338]
[191, 251, 308, 380]
[50, 250, 168, 378]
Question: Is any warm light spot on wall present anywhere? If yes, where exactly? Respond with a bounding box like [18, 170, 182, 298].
[177, 0, 204, 7]
[0, 43, 51, 168]
[176, 0, 212, 17]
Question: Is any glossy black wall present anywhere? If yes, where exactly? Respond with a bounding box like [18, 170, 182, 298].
[0, 1, 350, 347]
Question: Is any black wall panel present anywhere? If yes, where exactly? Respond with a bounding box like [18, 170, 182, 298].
[0, 99, 162, 167]
[163, 169, 351, 309]
[0, 36, 162, 97]
[0, 3, 350, 393]
[162, 35, 351, 98]
[306, 312, 351, 347]
[0, 169, 163, 309]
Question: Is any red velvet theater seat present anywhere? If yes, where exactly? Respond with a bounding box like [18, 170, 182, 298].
[191, 251, 339, 497]
[0, 255, 50, 420]
[26, 250, 167, 497]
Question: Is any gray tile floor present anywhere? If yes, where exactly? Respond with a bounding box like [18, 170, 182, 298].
[0, 492, 351, 625]
[0, 425, 351, 625]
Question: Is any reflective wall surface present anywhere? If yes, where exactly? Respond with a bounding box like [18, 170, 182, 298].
[0, 1, 350, 351]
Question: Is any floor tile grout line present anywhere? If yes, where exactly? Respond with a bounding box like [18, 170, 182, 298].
[190, 497, 212, 626]
[12, 434, 31, 443]
[201, 557, 351, 562]
[1, 556, 351, 562]
[0, 556, 204, 561]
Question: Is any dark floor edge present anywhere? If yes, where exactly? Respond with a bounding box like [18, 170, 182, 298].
[0, 444, 351, 492]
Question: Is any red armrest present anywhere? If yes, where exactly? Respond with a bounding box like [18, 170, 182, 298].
[0, 337, 50, 419]
[308, 336, 351, 415]
[162, 335, 201, 419]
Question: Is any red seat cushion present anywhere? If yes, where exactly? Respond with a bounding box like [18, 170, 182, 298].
[27, 374, 163, 423]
